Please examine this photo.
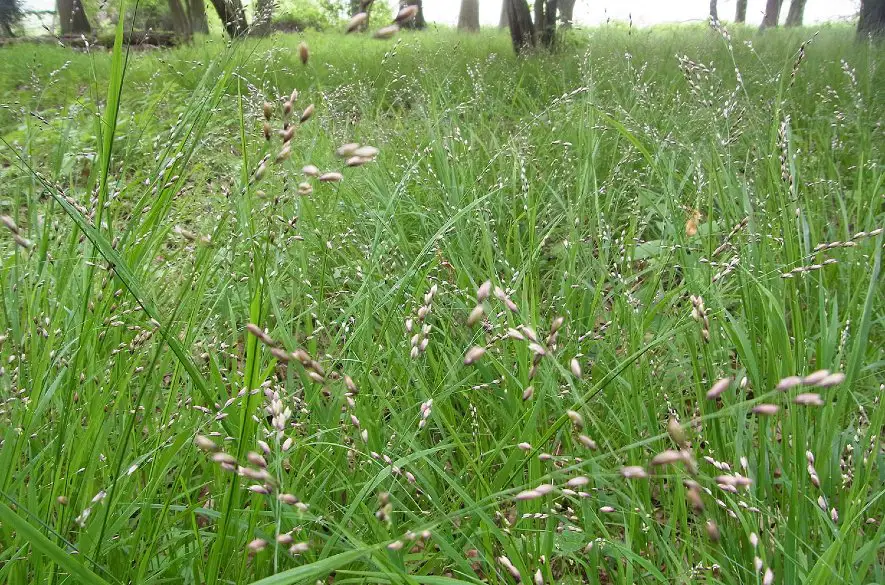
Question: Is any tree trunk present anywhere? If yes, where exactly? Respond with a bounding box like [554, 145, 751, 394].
[709, 0, 718, 22]
[168, 0, 192, 39]
[857, 0, 885, 38]
[57, 0, 91, 35]
[541, 0, 557, 46]
[400, 0, 425, 29]
[188, 0, 209, 34]
[458, 0, 479, 32]
[506, 0, 534, 54]
[208, 0, 247, 37]
[252, 0, 273, 35]
[558, 0, 575, 28]
[499, 0, 508, 27]
[785, 0, 806, 26]
[735, 0, 747, 22]
[760, 0, 782, 29]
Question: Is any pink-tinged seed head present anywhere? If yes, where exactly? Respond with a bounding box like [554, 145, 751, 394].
[621, 466, 648, 479]
[346, 12, 368, 32]
[570, 358, 582, 378]
[302, 164, 319, 177]
[816, 372, 845, 387]
[194, 435, 218, 452]
[395, 5, 419, 22]
[467, 304, 485, 327]
[566, 476, 589, 488]
[247, 538, 267, 553]
[566, 410, 584, 429]
[299, 104, 315, 123]
[706, 378, 731, 400]
[762, 568, 774, 585]
[599, 506, 616, 513]
[318, 172, 343, 183]
[476, 280, 492, 301]
[751, 403, 780, 416]
[650, 450, 683, 466]
[793, 393, 824, 406]
[802, 369, 830, 385]
[464, 346, 486, 365]
[336, 143, 360, 157]
[522, 386, 534, 400]
[515, 489, 542, 501]
[775, 375, 803, 391]
[578, 434, 597, 450]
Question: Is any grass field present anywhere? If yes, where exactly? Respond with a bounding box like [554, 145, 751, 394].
[0, 22, 883, 585]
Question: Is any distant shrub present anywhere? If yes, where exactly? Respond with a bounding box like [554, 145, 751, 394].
[273, 1, 334, 32]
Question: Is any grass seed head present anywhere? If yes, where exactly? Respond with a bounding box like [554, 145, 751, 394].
[476, 280, 492, 301]
[793, 392, 824, 406]
[706, 378, 731, 400]
[522, 386, 534, 400]
[651, 449, 683, 466]
[621, 466, 648, 479]
[751, 403, 780, 415]
[195, 435, 218, 452]
[467, 304, 485, 327]
[303, 164, 319, 177]
[464, 345, 486, 365]
[570, 358, 582, 378]
[298, 41, 309, 65]
[247, 538, 267, 553]
[566, 409, 584, 429]
[346, 12, 368, 33]
[802, 369, 830, 385]
[776, 375, 803, 391]
[300, 104, 315, 123]
[336, 143, 360, 157]
[318, 172, 343, 182]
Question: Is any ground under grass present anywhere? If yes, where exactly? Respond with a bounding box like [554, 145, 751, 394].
[0, 23, 883, 585]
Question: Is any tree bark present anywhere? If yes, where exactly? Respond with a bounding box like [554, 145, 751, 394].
[760, 0, 782, 29]
[458, 0, 479, 31]
[399, 1, 424, 29]
[506, 0, 534, 54]
[558, 0, 575, 28]
[709, 0, 718, 22]
[57, 0, 91, 35]
[168, 0, 192, 39]
[735, 0, 747, 22]
[188, 0, 209, 33]
[785, 0, 806, 26]
[208, 0, 248, 37]
[857, 0, 885, 38]
[541, 0, 557, 46]
[252, 0, 273, 35]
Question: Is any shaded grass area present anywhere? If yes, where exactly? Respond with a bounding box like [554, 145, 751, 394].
[0, 24, 883, 585]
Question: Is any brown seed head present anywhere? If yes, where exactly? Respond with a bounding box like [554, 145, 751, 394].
[298, 41, 309, 65]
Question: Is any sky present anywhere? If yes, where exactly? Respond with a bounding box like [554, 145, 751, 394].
[21, 0, 861, 28]
[418, 0, 860, 28]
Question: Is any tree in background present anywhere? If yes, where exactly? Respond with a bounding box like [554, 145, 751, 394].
[0, 0, 22, 36]
[785, 0, 806, 26]
[458, 0, 479, 32]
[735, 0, 747, 23]
[760, 0, 782, 29]
[710, 0, 718, 22]
[168, 0, 192, 38]
[499, 0, 507, 27]
[505, 0, 534, 53]
[400, 0, 424, 30]
[188, 0, 208, 33]
[559, 0, 575, 28]
[208, 0, 247, 36]
[533, 0, 557, 47]
[252, 0, 275, 35]
[857, 0, 885, 37]
[58, 0, 92, 34]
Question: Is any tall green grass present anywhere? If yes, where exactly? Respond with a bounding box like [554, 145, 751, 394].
[0, 22, 883, 585]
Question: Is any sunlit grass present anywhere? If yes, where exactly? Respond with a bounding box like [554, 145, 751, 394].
[0, 23, 882, 585]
